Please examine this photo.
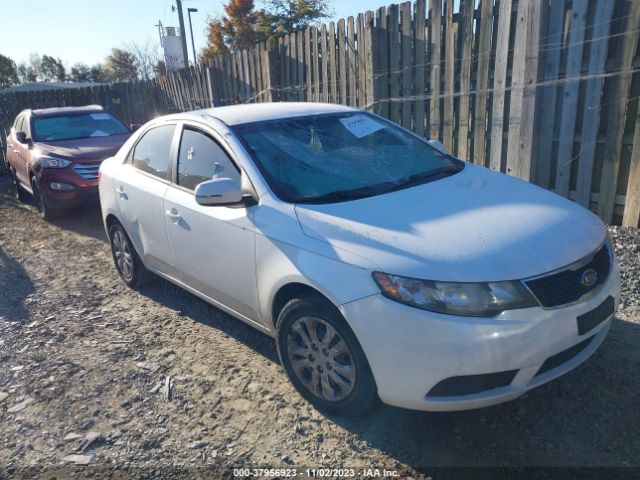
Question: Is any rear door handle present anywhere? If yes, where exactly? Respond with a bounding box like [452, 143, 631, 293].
[116, 186, 127, 199]
[165, 208, 182, 222]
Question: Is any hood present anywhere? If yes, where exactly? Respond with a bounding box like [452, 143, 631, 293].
[35, 134, 130, 162]
[294, 164, 605, 282]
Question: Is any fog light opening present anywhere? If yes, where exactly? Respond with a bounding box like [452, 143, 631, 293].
[49, 182, 75, 191]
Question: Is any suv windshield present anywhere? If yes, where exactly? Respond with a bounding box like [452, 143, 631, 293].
[32, 112, 130, 142]
[232, 112, 463, 203]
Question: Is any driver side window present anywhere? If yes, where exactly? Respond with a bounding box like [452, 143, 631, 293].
[177, 127, 240, 191]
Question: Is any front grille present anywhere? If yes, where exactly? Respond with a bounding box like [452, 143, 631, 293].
[525, 244, 611, 308]
[73, 161, 101, 181]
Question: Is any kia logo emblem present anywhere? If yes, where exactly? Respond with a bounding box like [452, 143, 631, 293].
[581, 269, 598, 287]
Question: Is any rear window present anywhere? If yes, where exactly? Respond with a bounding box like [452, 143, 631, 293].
[32, 112, 129, 142]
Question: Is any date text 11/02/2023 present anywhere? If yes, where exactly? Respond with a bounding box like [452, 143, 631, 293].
[232, 468, 400, 478]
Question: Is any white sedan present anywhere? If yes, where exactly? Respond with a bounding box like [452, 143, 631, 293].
[99, 103, 620, 416]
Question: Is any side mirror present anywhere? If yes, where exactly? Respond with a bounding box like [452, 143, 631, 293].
[15, 131, 28, 144]
[428, 139, 448, 154]
[195, 178, 243, 206]
[129, 123, 141, 132]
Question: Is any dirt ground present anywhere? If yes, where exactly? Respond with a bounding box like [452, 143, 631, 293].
[0, 175, 639, 479]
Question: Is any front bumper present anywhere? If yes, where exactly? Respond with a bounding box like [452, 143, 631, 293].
[340, 262, 620, 412]
[37, 171, 100, 208]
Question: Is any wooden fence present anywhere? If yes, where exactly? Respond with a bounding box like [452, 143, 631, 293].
[1, 0, 639, 227]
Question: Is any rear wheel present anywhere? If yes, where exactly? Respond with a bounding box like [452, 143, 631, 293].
[31, 177, 58, 220]
[10, 168, 29, 202]
[276, 293, 378, 417]
[108, 221, 154, 289]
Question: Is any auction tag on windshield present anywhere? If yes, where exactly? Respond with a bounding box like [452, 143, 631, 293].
[90, 130, 110, 137]
[339, 114, 384, 138]
[90, 113, 111, 120]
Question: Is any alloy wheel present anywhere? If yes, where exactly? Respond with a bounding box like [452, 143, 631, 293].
[286, 316, 357, 402]
[112, 229, 134, 280]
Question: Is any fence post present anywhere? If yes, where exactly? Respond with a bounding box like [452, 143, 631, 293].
[264, 45, 280, 102]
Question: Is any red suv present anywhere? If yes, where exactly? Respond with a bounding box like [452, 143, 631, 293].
[5, 105, 133, 219]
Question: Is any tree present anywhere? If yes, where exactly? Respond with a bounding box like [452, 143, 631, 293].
[266, 0, 331, 35]
[0, 54, 19, 89]
[201, 0, 329, 61]
[70, 63, 92, 82]
[41, 55, 66, 82]
[103, 48, 138, 82]
[17, 53, 43, 82]
[123, 41, 161, 81]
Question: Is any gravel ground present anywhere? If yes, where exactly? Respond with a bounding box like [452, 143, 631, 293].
[0, 175, 639, 479]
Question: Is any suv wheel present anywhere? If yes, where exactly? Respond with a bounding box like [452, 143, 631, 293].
[10, 168, 28, 202]
[276, 293, 378, 417]
[31, 178, 58, 220]
[108, 222, 154, 289]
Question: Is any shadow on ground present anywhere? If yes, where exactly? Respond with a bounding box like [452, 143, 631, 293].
[0, 246, 35, 322]
[50, 204, 107, 243]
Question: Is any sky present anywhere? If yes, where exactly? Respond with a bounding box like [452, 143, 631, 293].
[0, 0, 392, 69]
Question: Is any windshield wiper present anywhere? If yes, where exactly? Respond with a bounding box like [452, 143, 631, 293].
[296, 182, 397, 204]
[390, 164, 463, 191]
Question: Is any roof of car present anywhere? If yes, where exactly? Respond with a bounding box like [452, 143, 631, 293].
[29, 105, 105, 118]
[166, 102, 357, 126]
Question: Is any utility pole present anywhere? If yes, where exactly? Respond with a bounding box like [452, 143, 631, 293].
[175, 0, 190, 68]
[187, 8, 198, 66]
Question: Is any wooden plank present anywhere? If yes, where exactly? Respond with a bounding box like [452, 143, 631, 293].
[488, 0, 513, 171]
[555, 0, 589, 197]
[624, 104, 640, 226]
[428, 0, 441, 140]
[289, 34, 297, 102]
[598, 0, 640, 222]
[413, 0, 426, 136]
[473, 0, 492, 165]
[338, 19, 347, 105]
[365, 12, 375, 109]
[506, 0, 541, 179]
[297, 30, 305, 102]
[575, 0, 615, 206]
[321, 24, 329, 102]
[400, 2, 412, 128]
[304, 27, 315, 102]
[283, 36, 291, 101]
[374, 7, 389, 117]
[442, 0, 455, 150]
[358, 13, 367, 108]
[535, 0, 566, 186]
[312, 27, 320, 102]
[457, 0, 473, 160]
[329, 21, 338, 104]
[388, 6, 400, 122]
[348, 16, 358, 107]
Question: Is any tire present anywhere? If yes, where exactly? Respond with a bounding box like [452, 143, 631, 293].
[108, 221, 154, 289]
[31, 177, 59, 220]
[276, 293, 378, 417]
[10, 168, 29, 203]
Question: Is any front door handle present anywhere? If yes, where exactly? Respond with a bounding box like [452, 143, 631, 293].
[165, 208, 182, 222]
[116, 186, 127, 199]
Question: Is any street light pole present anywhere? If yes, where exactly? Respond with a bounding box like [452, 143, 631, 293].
[175, 0, 189, 68]
[187, 8, 198, 66]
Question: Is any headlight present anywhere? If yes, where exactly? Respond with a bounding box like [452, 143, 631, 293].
[605, 229, 616, 262]
[372, 272, 537, 317]
[40, 156, 71, 169]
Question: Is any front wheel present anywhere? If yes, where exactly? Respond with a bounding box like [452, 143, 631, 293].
[10, 168, 29, 202]
[108, 222, 154, 289]
[276, 293, 378, 417]
[31, 178, 58, 220]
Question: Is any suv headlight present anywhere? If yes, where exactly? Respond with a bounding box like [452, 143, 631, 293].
[40, 156, 72, 169]
[372, 272, 537, 317]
